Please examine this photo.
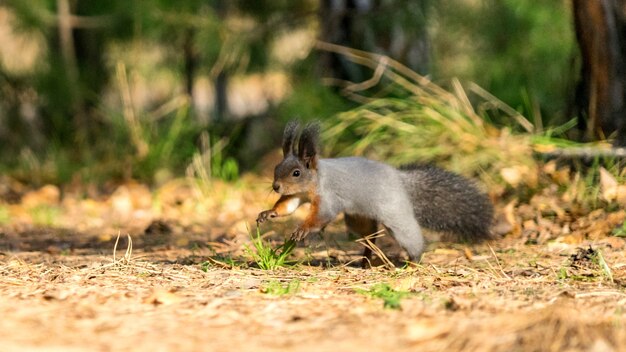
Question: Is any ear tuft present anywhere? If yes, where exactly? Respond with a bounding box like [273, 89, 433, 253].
[298, 122, 320, 169]
[282, 120, 300, 157]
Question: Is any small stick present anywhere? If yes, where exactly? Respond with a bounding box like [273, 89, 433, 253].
[488, 244, 511, 280]
[356, 230, 395, 269]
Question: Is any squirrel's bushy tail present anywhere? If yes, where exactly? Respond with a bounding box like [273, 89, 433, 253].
[399, 164, 493, 242]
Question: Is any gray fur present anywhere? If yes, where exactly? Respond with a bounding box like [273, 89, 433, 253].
[282, 121, 300, 156]
[314, 159, 493, 260]
[316, 157, 425, 260]
[399, 164, 493, 242]
[298, 123, 320, 162]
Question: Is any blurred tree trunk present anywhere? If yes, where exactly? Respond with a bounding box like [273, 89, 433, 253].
[44, 0, 109, 145]
[213, 0, 229, 123]
[183, 28, 198, 100]
[73, 3, 110, 144]
[318, 0, 431, 83]
[572, 0, 626, 146]
[57, 0, 79, 103]
[54, 0, 83, 142]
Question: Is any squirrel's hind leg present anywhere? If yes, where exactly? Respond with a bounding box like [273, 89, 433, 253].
[345, 214, 378, 268]
[382, 213, 425, 263]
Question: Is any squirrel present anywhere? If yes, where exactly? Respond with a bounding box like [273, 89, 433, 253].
[256, 121, 494, 264]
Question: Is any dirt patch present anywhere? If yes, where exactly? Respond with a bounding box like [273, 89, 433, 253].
[1, 179, 626, 351]
[1, 232, 625, 351]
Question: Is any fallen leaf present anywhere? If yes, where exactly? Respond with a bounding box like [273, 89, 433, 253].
[546, 241, 574, 252]
[143, 288, 181, 306]
[21, 185, 60, 208]
[600, 167, 626, 203]
[500, 167, 522, 187]
[432, 248, 462, 256]
[543, 161, 570, 185]
[602, 236, 625, 250]
[559, 234, 585, 245]
[463, 247, 473, 260]
[405, 321, 448, 343]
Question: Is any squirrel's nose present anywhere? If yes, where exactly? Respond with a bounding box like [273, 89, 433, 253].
[272, 182, 281, 192]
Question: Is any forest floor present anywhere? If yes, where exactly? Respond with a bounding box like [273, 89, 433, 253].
[1, 176, 626, 351]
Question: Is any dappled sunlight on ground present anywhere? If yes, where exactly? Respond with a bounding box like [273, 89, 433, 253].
[1, 175, 626, 351]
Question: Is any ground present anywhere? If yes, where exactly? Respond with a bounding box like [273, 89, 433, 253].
[1, 177, 625, 351]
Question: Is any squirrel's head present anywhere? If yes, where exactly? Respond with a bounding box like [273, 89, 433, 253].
[272, 121, 319, 195]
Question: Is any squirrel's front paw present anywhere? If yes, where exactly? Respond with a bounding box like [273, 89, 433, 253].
[290, 227, 310, 241]
[256, 210, 278, 224]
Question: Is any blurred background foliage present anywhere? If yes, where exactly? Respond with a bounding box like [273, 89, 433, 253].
[0, 0, 578, 185]
[432, 0, 576, 127]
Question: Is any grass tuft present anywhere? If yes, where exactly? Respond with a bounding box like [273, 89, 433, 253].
[592, 249, 614, 283]
[0, 205, 10, 225]
[29, 205, 61, 227]
[356, 283, 411, 310]
[246, 227, 296, 270]
[612, 222, 626, 238]
[261, 279, 301, 296]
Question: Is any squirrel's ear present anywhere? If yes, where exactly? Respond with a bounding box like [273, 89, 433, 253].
[282, 121, 300, 157]
[298, 122, 320, 169]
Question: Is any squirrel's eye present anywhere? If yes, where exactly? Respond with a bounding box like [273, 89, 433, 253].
[292, 169, 301, 177]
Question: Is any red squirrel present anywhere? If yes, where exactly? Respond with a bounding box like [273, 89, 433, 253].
[257, 121, 493, 263]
